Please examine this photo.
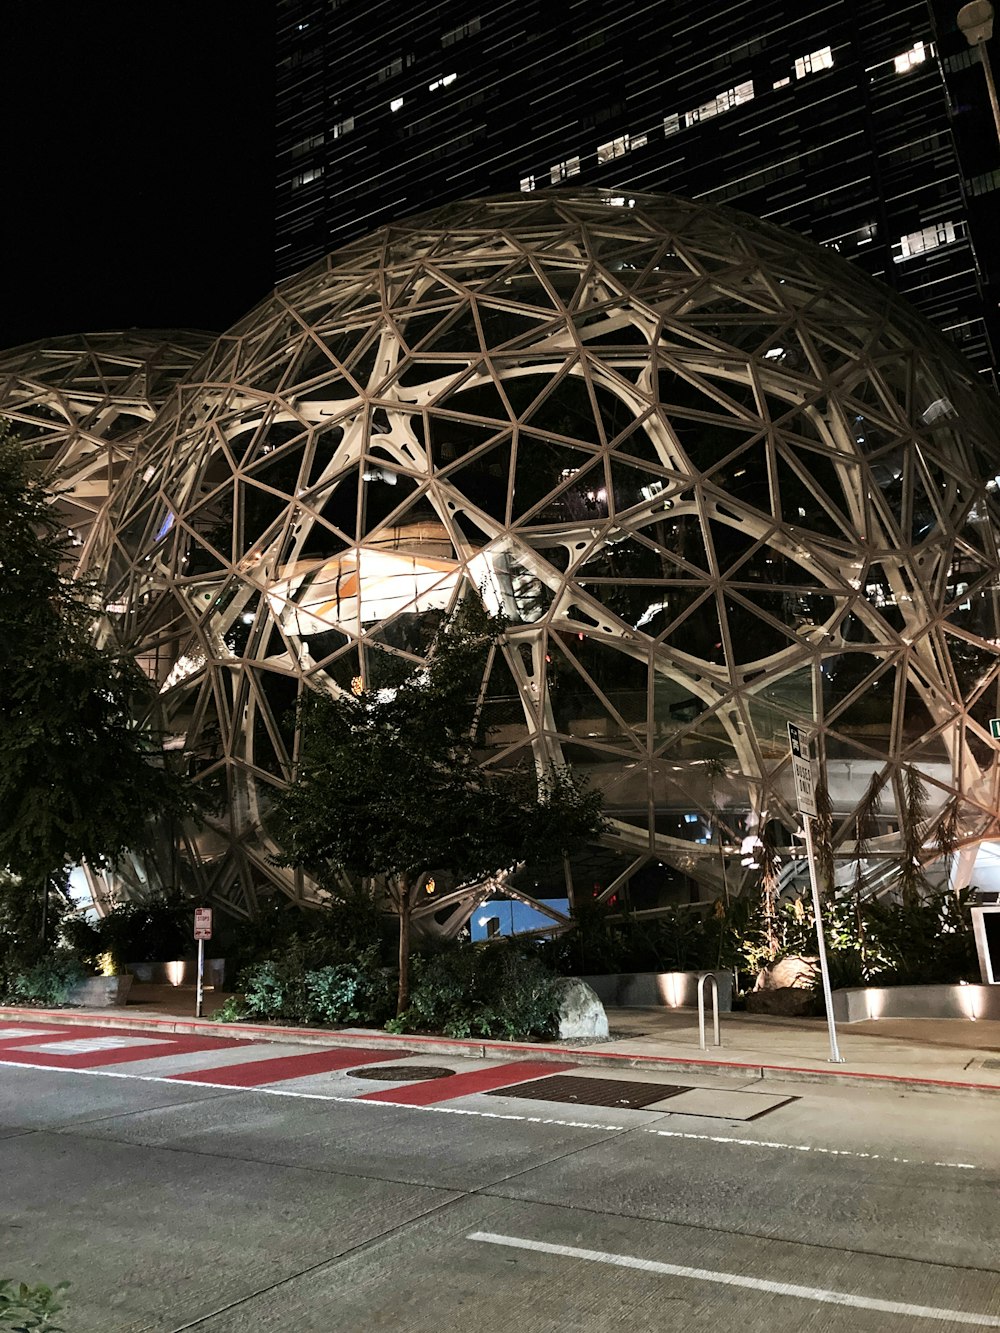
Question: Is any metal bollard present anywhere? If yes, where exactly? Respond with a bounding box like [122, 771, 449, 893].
[697, 972, 721, 1050]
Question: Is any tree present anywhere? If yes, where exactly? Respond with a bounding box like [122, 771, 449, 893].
[0, 423, 194, 945]
[270, 598, 605, 1014]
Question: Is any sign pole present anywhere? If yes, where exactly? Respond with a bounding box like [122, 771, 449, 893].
[193, 907, 213, 1019]
[801, 816, 844, 1063]
[787, 723, 845, 1064]
[195, 936, 205, 1019]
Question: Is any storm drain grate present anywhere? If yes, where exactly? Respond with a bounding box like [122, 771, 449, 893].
[487, 1074, 691, 1109]
[981, 1059, 1000, 1070]
[349, 1065, 455, 1081]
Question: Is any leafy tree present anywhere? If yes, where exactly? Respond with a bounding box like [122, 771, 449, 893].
[0, 423, 194, 943]
[270, 598, 605, 1014]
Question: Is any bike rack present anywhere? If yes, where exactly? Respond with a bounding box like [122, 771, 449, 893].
[697, 972, 721, 1050]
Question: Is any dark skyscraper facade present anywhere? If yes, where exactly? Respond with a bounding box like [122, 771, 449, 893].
[275, 1, 1000, 380]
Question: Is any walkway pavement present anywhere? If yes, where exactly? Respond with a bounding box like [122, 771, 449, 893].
[4, 983, 999, 1095]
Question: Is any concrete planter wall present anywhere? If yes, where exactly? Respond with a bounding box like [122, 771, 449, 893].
[579, 970, 733, 1012]
[832, 983, 1000, 1023]
[127, 959, 226, 987]
[67, 975, 133, 1008]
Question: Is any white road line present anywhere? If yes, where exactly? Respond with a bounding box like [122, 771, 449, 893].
[0, 1059, 984, 1173]
[642, 1127, 978, 1170]
[467, 1232, 1000, 1327]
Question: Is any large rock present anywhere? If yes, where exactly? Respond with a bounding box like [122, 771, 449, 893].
[755, 955, 819, 991]
[554, 977, 609, 1040]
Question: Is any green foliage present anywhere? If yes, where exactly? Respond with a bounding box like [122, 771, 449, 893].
[0, 954, 84, 1007]
[0, 1279, 68, 1331]
[399, 943, 560, 1040]
[542, 887, 980, 993]
[222, 943, 394, 1027]
[270, 596, 604, 1013]
[95, 901, 195, 969]
[0, 423, 196, 900]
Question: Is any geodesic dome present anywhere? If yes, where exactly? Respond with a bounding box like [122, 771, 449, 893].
[85, 190, 1000, 923]
[0, 331, 213, 567]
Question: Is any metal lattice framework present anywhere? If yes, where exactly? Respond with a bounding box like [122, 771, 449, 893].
[80, 191, 1000, 924]
[0, 331, 214, 571]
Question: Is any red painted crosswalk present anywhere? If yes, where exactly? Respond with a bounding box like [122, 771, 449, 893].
[357, 1059, 574, 1106]
[0, 1020, 561, 1107]
[170, 1046, 398, 1087]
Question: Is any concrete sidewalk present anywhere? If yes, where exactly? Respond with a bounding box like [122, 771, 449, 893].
[4, 982, 1000, 1095]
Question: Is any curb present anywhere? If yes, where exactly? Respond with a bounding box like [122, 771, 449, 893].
[3, 1004, 999, 1097]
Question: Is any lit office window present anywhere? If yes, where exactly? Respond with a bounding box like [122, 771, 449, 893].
[550, 156, 581, 183]
[291, 167, 324, 190]
[597, 134, 630, 163]
[331, 116, 355, 139]
[519, 175, 536, 192]
[390, 97, 404, 112]
[894, 220, 959, 261]
[663, 113, 680, 137]
[894, 41, 927, 75]
[429, 72, 458, 91]
[773, 76, 791, 89]
[684, 81, 754, 127]
[794, 46, 834, 79]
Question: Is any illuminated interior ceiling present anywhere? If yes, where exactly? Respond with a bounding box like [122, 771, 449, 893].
[0, 331, 213, 569]
[79, 190, 1000, 922]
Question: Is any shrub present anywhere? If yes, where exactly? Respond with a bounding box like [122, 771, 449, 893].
[221, 943, 393, 1027]
[0, 1279, 68, 1331]
[401, 942, 560, 1040]
[0, 953, 84, 1008]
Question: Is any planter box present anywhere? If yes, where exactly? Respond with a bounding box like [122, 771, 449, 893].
[579, 970, 733, 1012]
[127, 959, 226, 987]
[67, 975, 133, 1008]
[832, 983, 1000, 1024]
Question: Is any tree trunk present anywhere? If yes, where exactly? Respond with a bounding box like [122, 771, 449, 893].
[396, 878, 412, 1016]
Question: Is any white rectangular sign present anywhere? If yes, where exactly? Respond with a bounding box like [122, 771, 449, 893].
[787, 722, 817, 818]
[193, 907, 213, 941]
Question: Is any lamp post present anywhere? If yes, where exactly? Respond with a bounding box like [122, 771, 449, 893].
[958, 2, 1000, 146]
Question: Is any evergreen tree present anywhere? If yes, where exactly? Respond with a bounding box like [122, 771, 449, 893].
[270, 598, 604, 1014]
[0, 423, 193, 947]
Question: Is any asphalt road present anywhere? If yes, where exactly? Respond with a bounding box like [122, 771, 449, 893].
[2, 1057, 999, 1331]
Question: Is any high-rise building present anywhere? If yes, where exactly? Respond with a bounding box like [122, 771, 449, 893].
[275, 1, 1000, 382]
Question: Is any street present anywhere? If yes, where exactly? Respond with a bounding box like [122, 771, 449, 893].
[2, 1019, 999, 1331]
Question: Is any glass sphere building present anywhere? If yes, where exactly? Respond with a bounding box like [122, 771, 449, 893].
[74, 191, 1000, 923]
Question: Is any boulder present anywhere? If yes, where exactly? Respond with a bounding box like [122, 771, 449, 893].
[755, 955, 819, 991]
[554, 977, 609, 1040]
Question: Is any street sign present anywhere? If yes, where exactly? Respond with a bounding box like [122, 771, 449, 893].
[193, 908, 213, 941]
[990, 718, 1000, 740]
[787, 722, 817, 818]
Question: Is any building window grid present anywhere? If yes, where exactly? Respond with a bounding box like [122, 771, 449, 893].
[794, 46, 834, 80]
[895, 220, 962, 262]
[550, 156, 582, 184]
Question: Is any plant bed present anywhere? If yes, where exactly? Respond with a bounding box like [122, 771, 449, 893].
[579, 970, 733, 1012]
[66, 974, 133, 1008]
[832, 983, 1000, 1023]
[127, 959, 225, 987]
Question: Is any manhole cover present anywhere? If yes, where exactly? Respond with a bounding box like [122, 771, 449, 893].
[349, 1065, 455, 1081]
[487, 1074, 691, 1109]
[981, 1058, 1000, 1070]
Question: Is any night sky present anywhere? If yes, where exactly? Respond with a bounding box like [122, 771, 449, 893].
[2, 2, 276, 352]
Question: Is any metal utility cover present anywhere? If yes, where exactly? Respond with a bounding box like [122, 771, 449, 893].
[349, 1065, 455, 1081]
[487, 1074, 692, 1109]
[656, 1088, 797, 1120]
